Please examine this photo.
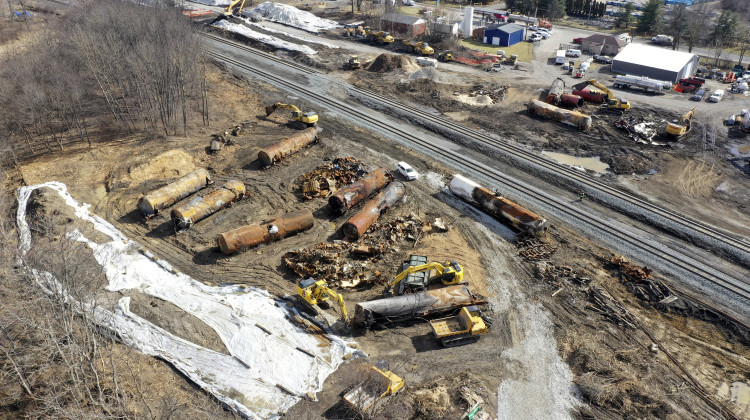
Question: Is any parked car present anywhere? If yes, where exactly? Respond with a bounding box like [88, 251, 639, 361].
[401, 0, 415, 5]
[690, 89, 706, 101]
[573, 37, 584, 44]
[593, 55, 612, 64]
[709, 90, 724, 102]
[396, 161, 418, 180]
[534, 31, 550, 39]
[528, 25, 539, 31]
[537, 28, 552, 35]
[528, 34, 543, 42]
[565, 49, 582, 57]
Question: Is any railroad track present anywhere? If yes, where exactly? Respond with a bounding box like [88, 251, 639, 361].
[201, 32, 750, 263]
[199, 33, 750, 328]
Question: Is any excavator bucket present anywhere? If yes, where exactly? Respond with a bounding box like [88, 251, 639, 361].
[265, 105, 277, 117]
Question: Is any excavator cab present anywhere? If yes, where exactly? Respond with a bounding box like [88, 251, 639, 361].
[297, 278, 349, 323]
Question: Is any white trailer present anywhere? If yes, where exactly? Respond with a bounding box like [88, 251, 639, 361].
[555, 50, 565, 64]
[613, 75, 672, 93]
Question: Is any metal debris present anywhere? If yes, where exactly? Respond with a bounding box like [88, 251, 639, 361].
[609, 256, 674, 303]
[517, 238, 558, 261]
[296, 157, 365, 200]
[587, 286, 638, 329]
[283, 214, 431, 288]
[536, 261, 590, 284]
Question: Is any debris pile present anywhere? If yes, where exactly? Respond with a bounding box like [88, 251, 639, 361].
[536, 262, 590, 285]
[471, 83, 510, 102]
[517, 238, 557, 261]
[283, 214, 434, 288]
[587, 286, 638, 329]
[295, 157, 364, 199]
[410, 67, 448, 83]
[609, 256, 675, 303]
[366, 53, 420, 73]
[209, 122, 251, 153]
[614, 116, 659, 144]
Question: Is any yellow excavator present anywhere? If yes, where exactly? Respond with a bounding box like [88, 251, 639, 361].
[265, 102, 318, 127]
[666, 107, 695, 138]
[297, 278, 349, 324]
[222, 0, 247, 17]
[587, 79, 631, 111]
[384, 260, 463, 296]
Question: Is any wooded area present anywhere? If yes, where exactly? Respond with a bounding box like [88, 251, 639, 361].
[0, 0, 207, 164]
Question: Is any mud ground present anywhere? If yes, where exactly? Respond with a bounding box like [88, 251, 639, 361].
[8, 60, 750, 419]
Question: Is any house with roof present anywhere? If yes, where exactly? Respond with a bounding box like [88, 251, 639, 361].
[381, 13, 427, 37]
[581, 33, 628, 56]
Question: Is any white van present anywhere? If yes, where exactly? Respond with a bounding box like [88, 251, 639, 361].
[565, 49, 582, 57]
[555, 50, 565, 64]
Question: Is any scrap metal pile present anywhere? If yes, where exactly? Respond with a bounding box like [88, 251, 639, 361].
[614, 116, 659, 144]
[517, 238, 558, 261]
[283, 214, 435, 288]
[295, 157, 365, 200]
[609, 256, 675, 303]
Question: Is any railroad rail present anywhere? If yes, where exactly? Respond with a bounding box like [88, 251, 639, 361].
[199, 33, 750, 329]
[201, 32, 750, 264]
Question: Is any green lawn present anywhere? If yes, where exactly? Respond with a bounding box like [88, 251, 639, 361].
[460, 38, 534, 62]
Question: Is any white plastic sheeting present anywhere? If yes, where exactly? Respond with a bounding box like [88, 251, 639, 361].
[244, 20, 340, 49]
[250, 2, 340, 33]
[213, 20, 317, 54]
[16, 182, 359, 419]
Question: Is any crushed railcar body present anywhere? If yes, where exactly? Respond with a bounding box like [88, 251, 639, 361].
[171, 180, 246, 231]
[527, 99, 592, 130]
[217, 210, 314, 254]
[328, 167, 392, 213]
[342, 182, 405, 240]
[138, 168, 212, 218]
[353, 285, 488, 328]
[449, 174, 548, 237]
[258, 127, 320, 167]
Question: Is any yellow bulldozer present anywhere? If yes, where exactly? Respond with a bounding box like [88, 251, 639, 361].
[429, 305, 489, 347]
[265, 102, 318, 127]
[344, 55, 360, 70]
[666, 107, 695, 138]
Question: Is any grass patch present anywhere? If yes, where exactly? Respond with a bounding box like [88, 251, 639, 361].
[460, 38, 533, 62]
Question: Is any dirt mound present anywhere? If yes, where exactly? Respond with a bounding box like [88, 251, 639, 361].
[410, 66, 445, 82]
[109, 149, 196, 189]
[366, 53, 420, 73]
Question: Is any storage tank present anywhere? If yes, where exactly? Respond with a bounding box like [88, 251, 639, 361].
[138, 169, 211, 218]
[572, 87, 608, 103]
[561, 94, 584, 107]
[545, 78, 565, 105]
[217, 210, 314, 254]
[463, 6, 474, 39]
[171, 180, 245, 231]
[449, 174, 547, 236]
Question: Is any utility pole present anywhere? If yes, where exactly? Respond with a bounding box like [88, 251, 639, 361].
[587, 1, 593, 25]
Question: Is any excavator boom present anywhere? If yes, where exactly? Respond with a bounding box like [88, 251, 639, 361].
[297, 279, 349, 324]
[265, 102, 318, 126]
[224, 0, 247, 15]
[588, 79, 630, 110]
[385, 260, 463, 295]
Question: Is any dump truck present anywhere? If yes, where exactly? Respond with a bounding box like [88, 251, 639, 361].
[402, 40, 434, 55]
[343, 360, 404, 414]
[344, 55, 360, 70]
[366, 29, 394, 44]
[429, 305, 489, 347]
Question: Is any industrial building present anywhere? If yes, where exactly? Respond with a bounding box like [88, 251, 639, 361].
[611, 43, 699, 83]
[482, 23, 525, 47]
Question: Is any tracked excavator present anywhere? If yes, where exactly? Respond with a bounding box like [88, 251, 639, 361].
[666, 107, 695, 138]
[297, 278, 349, 324]
[265, 102, 318, 127]
[213, 0, 247, 21]
[587, 79, 631, 111]
[384, 258, 464, 296]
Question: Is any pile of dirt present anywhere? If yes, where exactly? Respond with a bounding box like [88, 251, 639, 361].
[366, 53, 420, 73]
[108, 149, 196, 190]
[410, 66, 447, 83]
